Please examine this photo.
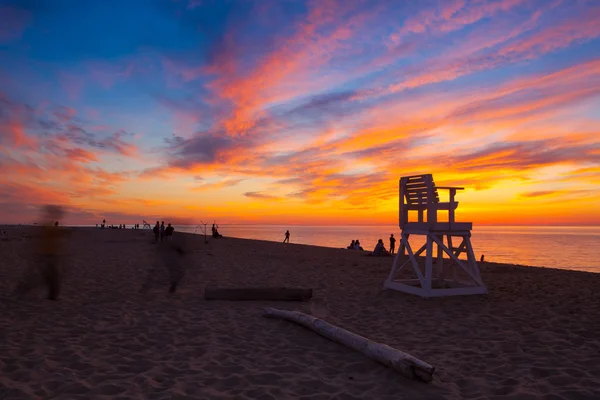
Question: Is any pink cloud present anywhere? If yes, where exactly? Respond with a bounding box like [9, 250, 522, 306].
[390, 0, 527, 44]
[53, 106, 77, 122]
[387, 6, 600, 93]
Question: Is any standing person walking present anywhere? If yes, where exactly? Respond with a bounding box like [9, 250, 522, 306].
[283, 230, 290, 243]
[160, 221, 165, 242]
[389, 234, 396, 255]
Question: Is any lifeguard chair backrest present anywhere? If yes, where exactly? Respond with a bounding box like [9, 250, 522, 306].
[399, 174, 440, 228]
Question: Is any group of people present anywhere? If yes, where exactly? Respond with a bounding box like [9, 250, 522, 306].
[153, 221, 175, 242]
[347, 239, 364, 250]
[97, 219, 142, 230]
[372, 234, 396, 256]
[347, 234, 397, 256]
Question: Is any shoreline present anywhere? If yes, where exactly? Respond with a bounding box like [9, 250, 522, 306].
[6, 225, 598, 275]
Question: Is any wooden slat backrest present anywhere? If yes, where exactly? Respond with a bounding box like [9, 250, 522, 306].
[404, 175, 439, 205]
[399, 174, 440, 228]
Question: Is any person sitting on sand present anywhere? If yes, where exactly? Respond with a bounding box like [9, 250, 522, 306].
[212, 224, 223, 238]
[354, 239, 363, 251]
[165, 223, 174, 241]
[372, 239, 389, 256]
[347, 240, 355, 249]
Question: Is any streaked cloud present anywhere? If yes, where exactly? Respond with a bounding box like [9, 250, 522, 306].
[0, 0, 599, 224]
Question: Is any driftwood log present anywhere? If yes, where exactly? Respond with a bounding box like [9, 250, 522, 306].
[204, 287, 313, 301]
[263, 307, 435, 382]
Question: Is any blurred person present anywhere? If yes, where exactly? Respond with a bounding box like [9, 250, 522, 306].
[153, 221, 160, 242]
[165, 223, 174, 241]
[141, 235, 188, 294]
[16, 205, 69, 300]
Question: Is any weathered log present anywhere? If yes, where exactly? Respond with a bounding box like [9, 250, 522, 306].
[263, 307, 435, 382]
[204, 287, 313, 301]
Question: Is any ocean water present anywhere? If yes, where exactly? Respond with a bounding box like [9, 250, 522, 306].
[174, 224, 600, 273]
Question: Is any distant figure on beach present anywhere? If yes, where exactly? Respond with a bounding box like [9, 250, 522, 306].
[212, 223, 223, 238]
[481, 254, 485, 263]
[153, 221, 160, 242]
[347, 240, 355, 249]
[160, 221, 165, 242]
[354, 239, 363, 251]
[16, 205, 69, 300]
[283, 230, 290, 243]
[389, 234, 396, 255]
[165, 223, 174, 241]
[102, 219, 106, 228]
[372, 239, 389, 257]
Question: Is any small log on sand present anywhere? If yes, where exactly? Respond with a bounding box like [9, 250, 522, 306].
[263, 307, 435, 382]
[204, 287, 313, 301]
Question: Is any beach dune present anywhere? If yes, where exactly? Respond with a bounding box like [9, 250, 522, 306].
[1, 227, 599, 399]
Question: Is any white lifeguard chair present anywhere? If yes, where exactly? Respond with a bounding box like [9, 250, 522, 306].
[384, 174, 487, 297]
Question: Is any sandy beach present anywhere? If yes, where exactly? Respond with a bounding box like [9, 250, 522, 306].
[1, 227, 599, 399]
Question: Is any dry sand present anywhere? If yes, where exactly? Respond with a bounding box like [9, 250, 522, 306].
[1, 227, 599, 399]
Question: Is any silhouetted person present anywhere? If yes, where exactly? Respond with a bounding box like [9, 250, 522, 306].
[354, 239, 363, 250]
[153, 221, 160, 242]
[160, 221, 165, 242]
[165, 223, 174, 241]
[389, 234, 396, 255]
[348, 240, 355, 249]
[283, 230, 290, 243]
[480, 254, 485, 263]
[212, 224, 222, 238]
[372, 239, 388, 256]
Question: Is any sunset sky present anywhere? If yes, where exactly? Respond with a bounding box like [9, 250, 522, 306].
[1, 0, 599, 226]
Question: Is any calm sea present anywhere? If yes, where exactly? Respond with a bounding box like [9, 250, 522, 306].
[173, 224, 600, 273]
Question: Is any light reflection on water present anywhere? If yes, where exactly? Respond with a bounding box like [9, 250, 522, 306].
[174, 225, 599, 273]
